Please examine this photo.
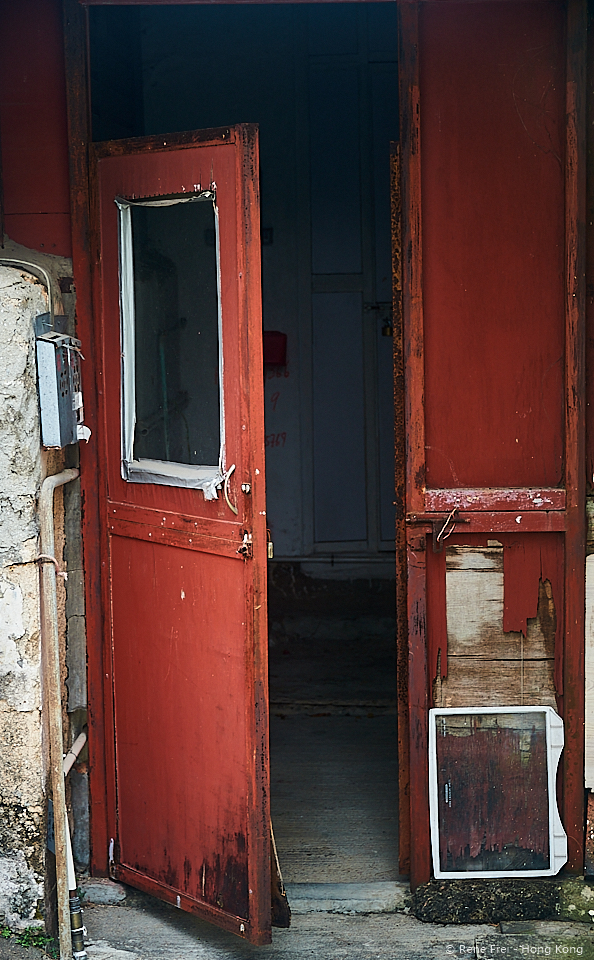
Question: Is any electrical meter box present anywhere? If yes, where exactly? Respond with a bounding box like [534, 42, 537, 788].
[35, 313, 91, 448]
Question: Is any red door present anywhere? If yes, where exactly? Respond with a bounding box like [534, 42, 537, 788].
[397, 0, 586, 885]
[90, 125, 271, 943]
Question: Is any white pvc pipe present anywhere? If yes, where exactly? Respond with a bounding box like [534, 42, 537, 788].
[39, 468, 79, 960]
[63, 731, 87, 778]
[63, 729, 88, 960]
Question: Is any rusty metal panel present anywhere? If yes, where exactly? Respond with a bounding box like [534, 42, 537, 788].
[92, 126, 270, 944]
[562, 0, 587, 876]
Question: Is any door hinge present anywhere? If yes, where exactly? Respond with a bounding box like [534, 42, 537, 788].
[237, 531, 253, 559]
[267, 529, 274, 560]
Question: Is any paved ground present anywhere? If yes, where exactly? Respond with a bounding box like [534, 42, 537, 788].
[3, 891, 594, 960]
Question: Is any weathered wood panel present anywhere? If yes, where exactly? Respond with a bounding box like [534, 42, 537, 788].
[434, 547, 556, 709]
[434, 660, 557, 709]
[584, 555, 594, 788]
[585, 792, 594, 875]
[446, 547, 554, 661]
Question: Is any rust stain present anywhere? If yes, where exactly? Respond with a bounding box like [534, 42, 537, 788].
[137, 832, 248, 920]
[427, 546, 447, 681]
[199, 832, 248, 919]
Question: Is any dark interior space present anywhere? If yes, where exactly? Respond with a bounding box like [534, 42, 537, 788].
[89, 2, 399, 885]
[268, 564, 398, 883]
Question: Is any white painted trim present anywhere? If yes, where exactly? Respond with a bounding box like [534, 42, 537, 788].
[116, 192, 226, 499]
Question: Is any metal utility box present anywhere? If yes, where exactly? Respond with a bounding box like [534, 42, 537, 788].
[35, 313, 89, 448]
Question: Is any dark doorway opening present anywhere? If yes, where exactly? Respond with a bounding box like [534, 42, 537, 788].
[268, 564, 398, 883]
[89, 0, 400, 888]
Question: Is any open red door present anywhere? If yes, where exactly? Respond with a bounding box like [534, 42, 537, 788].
[90, 125, 271, 943]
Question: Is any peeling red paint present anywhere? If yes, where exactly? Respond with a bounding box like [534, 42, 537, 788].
[504, 538, 545, 636]
[429, 533, 564, 691]
[427, 546, 447, 681]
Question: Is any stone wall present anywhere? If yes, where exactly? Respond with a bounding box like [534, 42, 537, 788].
[0, 265, 47, 929]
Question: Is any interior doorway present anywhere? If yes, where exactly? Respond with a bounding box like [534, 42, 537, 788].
[89, 0, 400, 888]
[268, 566, 398, 883]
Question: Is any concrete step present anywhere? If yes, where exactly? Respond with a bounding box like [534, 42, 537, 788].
[285, 881, 409, 914]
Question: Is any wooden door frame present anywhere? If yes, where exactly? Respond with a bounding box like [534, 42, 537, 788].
[397, 0, 587, 889]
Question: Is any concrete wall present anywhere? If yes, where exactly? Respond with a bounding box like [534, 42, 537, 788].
[0, 254, 87, 929]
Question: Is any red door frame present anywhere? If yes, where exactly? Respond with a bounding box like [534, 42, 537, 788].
[398, 0, 587, 888]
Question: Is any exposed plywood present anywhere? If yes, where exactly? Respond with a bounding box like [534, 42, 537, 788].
[434, 547, 556, 709]
[446, 547, 554, 661]
[584, 555, 594, 788]
[434, 659, 557, 709]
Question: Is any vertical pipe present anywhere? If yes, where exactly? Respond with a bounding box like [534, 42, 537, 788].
[39, 468, 79, 960]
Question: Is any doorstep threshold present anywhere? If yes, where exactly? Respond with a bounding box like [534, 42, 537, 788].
[285, 881, 409, 915]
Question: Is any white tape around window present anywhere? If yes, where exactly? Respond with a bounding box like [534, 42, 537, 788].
[116, 191, 227, 501]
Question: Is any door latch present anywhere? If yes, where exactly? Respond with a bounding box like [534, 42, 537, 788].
[237, 531, 253, 559]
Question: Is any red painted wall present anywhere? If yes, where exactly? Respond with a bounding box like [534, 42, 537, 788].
[0, 0, 71, 256]
[421, 1, 566, 490]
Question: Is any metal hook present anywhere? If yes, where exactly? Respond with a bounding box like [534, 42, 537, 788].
[436, 507, 458, 543]
[223, 464, 238, 516]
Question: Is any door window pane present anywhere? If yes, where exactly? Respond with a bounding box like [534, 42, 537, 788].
[118, 192, 224, 492]
[131, 198, 220, 465]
